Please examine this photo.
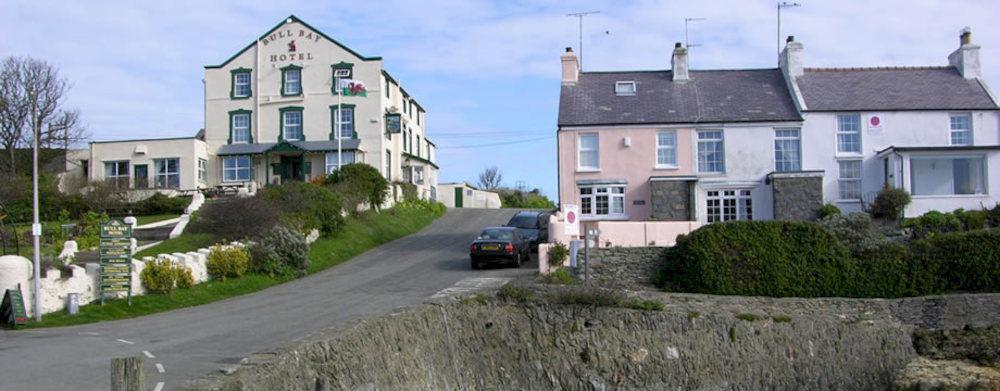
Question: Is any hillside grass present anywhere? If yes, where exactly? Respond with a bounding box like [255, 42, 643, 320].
[133, 233, 221, 259]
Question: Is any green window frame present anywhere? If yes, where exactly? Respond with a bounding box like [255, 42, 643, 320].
[230, 68, 252, 99]
[331, 62, 354, 95]
[280, 64, 303, 97]
[278, 106, 304, 142]
[228, 109, 253, 144]
[329, 104, 356, 140]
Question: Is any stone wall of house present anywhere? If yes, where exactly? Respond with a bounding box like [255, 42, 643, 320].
[771, 174, 823, 221]
[650, 180, 692, 221]
[585, 247, 666, 289]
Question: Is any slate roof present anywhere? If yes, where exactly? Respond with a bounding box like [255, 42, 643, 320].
[558, 69, 802, 127]
[216, 139, 361, 155]
[797, 67, 999, 111]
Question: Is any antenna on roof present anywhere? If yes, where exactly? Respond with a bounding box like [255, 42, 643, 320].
[684, 17, 706, 49]
[567, 10, 600, 69]
[777, 2, 801, 63]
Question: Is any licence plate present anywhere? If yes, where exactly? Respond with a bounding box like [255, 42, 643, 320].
[481, 244, 499, 251]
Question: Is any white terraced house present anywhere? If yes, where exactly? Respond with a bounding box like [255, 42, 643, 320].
[71, 15, 439, 199]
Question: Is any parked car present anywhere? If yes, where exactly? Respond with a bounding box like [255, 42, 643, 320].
[469, 227, 530, 269]
[504, 211, 550, 251]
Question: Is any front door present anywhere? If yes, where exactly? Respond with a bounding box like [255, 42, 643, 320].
[454, 187, 464, 208]
[280, 156, 303, 182]
[134, 165, 148, 189]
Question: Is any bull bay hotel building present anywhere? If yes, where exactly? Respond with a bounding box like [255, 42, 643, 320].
[79, 16, 439, 198]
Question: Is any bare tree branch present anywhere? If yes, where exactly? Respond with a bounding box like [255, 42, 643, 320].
[477, 166, 503, 190]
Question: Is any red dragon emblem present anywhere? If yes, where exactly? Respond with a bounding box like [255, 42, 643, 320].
[288, 40, 297, 52]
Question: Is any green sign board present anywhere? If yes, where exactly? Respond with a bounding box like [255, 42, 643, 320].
[385, 113, 402, 134]
[1, 288, 27, 327]
[99, 219, 133, 304]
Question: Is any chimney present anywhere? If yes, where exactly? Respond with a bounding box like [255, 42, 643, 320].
[671, 42, 689, 82]
[948, 27, 981, 79]
[561, 47, 579, 85]
[779, 35, 804, 79]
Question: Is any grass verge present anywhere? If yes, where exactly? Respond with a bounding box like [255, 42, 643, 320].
[135, 213, 181, 226]
[134, 233, 221, 259]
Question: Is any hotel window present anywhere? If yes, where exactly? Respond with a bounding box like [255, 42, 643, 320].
[385, 150, 392, 178]
[950, 114, 972, 146]
[577, 133, 599, 170]
[614, 81, 636, 96]
[281, 108, 303, 141]
[838, 159, 862, 200]
[656, 131, 677, 167]
[325, 151, 356, 174]
[837, 114, 861, 154]
[697, 130, 725, 173]
[198, 158, 207, 182]
[154, 158, 180, 189]
[384, 77, 391, 99]
[416, 110, 421, 126]
[910, 156, 986, 196]
[223, 155, 251, 182]
[414, 166, 425, 185]
[331, 105, 354, 139]
[281, 65, 302, 96]
[231, 69, 251, 99]
[230, 111, 251, 144]
[416, 135, 422, 157]
[104, 161, 129, 188]
[331, 64, 352, 95]
[579, 185, 626, 218]
[774, 128, 802, 172]
[706, 190, 753, 223]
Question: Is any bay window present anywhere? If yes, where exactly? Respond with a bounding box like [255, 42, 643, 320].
[910, 156, 986, 196]
[706, 189, 752, 223]
[579, 185, 626, 218]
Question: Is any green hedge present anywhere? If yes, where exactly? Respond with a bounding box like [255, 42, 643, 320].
[660, 221, 1000, 298]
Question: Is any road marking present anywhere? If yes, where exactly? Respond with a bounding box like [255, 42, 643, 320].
[156, 363, 165, 373]
[430, 277, 511, 299]
[153, 382, 164, 391]
[116, 339, 135, 345]
[79, 332, 101, 336]
[143, 350, 155, 359]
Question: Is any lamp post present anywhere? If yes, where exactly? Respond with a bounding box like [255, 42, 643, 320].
[30, 123, 42, 322]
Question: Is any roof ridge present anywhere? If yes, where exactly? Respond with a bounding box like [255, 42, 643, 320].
[804, 66, 952, 72]
[581, 67, 779, 75]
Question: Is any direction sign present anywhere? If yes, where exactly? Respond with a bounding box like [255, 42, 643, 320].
[1, 289, 27, 327]
[99, 219, 133, 305]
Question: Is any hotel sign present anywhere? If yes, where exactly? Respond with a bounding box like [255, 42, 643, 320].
[99, 219, 132, 305]
[385, 113, 402, 134]
[263, 28, 321, 63]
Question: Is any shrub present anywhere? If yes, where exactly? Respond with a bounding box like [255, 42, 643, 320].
[955, 208, 988, 231]
[870, 187, 911, 220]
[498, 189, 557, 209]
[817, 212, 889, 254]
[988, 204, 1000, 228]
[548, 242, 569, 268]
[816, 203, 841, 219]
[260, 182, 344, 236]
[140, 259, 194, 294]
[903, 210, 963, 239]
[135, 193, 190, 215]
[630, 299, 664, 311]
[188, 196, 281, 241]
[912, 325, 1000, 366]
[393, 198, 447, 216]
[543, 267, 575, 284]
[912, 228, 1000, 293]
[496, 284, 534, 303]
[326, 163, 388, 213]
[248, 226, 309, 278]
[206, 246, 249, 281]
[394, 181, 418, 202]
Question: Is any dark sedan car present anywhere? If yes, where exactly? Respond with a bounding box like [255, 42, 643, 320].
[469, 227, 530, 269]
[505, 211, 550, 251]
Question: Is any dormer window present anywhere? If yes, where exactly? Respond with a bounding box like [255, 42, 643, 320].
[615, 81, 636, 96]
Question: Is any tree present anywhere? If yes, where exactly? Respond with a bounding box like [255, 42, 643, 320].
[477, 166, 503, 190]
[326, 163, 389, 213]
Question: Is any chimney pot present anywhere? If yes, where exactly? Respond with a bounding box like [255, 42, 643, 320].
[960, 27, 972, 45]
[565, 47, 573, 53]
[949, 27, 980, 79]
[674, 42, 682, 48]
[786, 35, 795, 43]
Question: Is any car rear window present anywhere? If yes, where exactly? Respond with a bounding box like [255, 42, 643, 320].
[479, 229, 514, 240]
[507, 215, 538, 229]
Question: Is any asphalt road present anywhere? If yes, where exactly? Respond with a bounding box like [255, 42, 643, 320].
[0, 208, 534, 390]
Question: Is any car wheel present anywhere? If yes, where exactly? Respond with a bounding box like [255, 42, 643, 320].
[513, 253, 522, 268]
[524, 250, 531, 263]
[471, 260, 480, 270]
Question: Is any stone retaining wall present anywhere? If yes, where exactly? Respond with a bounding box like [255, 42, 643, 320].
[586, 247, 666, 289]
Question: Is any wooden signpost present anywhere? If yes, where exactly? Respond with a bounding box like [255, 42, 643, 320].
[100, 219, 133, 306]
[1, 286, 27, 328]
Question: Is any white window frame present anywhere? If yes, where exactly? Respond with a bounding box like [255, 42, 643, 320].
[706, 189, 753, 223]
[414, 166, 425, 185]
[154, 158, 180, 189]
[283, 69, 301, 95]
[325, 151, 356, 174]
[104, 160, 129, 187]
[198, 158, 207, 183]
[697, 129, 725, 173]
[577, 133, 600, 171]
[233, 72, 251, 97]
[909, 154, 987, 196]
[949, 114, 973, 146]
[579, 185, 626, 219]
[837, 159, 863, 201]
[334, 107, 354, 139]
[774, 127, 802, 172]
[614, 81, 636, 96]
[232, 113, 251, 144]
[223, 155, 251, 182]
[282, 110, 303, 141]
[836, 114, 862, 154]
[656, 130, 677, 168]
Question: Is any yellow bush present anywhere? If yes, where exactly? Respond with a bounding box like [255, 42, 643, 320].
[206, 245, 249, 281]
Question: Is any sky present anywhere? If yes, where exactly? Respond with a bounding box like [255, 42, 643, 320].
[2, 0, 998, 200]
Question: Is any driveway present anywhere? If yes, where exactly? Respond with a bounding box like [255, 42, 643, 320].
[0, 208, 534, 390]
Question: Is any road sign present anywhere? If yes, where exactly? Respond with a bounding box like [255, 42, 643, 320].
[99, 219, 133, 305]
[1, 288, 27, 327]
[562, 204, 580, 236]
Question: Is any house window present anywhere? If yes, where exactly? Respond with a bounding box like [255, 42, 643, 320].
[230, 112, 251, 144]
[950, 114, 972, 146]
[577, 133, 599, 170]
[656, 131, 677, 167]
[81, 159, 89, 178]
[614, 81, 636, 96]
[910, 156, 986, 195]
[416, 110, 421, 126]
[384, 77, 391, 99]
[414, 166, 425, 185]
[223, 155, 251, 182]
[706, 190, 753, 223]
[403, 130, 409, 152]
[197, 158, 207, 182]
[385, 150, 392, 178]
[104, 161, 129, 188]
[154, 158, 180, 189]
[281, 109, 303, 141]
[774, 128, 802, 172]
[231, 70, 251, 98]
[324, 151, 356, 174]
[697, 130, 725, 173]
[579, 185, 626, 218]
[416, 135, 422, 157]
[281, 66, 302, 96]
[837, 114, 861, 154]
[331, 105, 354, 139]
[838, 159, 862, 200]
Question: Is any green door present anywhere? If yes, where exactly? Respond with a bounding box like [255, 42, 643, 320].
[454, 187, 463, 208]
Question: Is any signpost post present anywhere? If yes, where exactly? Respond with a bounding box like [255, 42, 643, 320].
[99, 219, 133, 306]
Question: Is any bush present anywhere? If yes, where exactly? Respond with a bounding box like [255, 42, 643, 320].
[140, 259, 194, 294]
[870, 187, 911, 220]
[912, 229, 1000, 293]
[630, 299, 664, 311]
[547, 242, 569, 268]
[394, 181, 418, 202]
[954, 208, 988, 230]
[817, 212, 889, 254]
[498, 188, 557, 209]
[988, 204, 1000, 228]
[903, 210, 963, 239]
[326, 163, 388, 213]
[135, 193, 190, 215]
[261, 182, 344, 236]
[188, 196, 281, 241]
[496, 284, 534, 303]
[543, 267, 575, 284]
[248, 226, 309, 278]
[816, 203, 841, 219]
[206, 245, 249, 281]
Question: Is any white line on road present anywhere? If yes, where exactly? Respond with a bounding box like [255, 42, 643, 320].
[156, 363, 165, 373]
[115, 339, 135, 344]
[430, 277, 511, 299]
[143, 350, 155, 359]
[153, 382, 164, 391]
[79, 332, 101, 336]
